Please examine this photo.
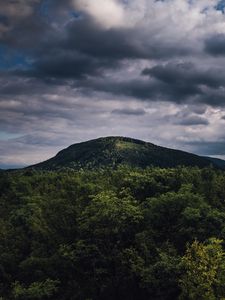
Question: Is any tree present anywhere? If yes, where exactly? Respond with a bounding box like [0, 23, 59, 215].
[12, 279, 59, 299]
[179, 238, 225, 300]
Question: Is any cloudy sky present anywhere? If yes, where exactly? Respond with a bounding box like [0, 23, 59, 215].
[1, 0, 225, 168]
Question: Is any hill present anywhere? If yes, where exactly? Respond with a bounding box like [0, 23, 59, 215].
[1, 138, 225, 299]
[204, 156, 225, 169]
[30, 136, 218, 170]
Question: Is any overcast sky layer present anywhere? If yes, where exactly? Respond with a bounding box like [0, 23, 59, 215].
[1, 0, 225, 168]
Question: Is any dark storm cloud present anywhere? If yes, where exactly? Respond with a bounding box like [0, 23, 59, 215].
[80, 78, 160, 100]
[2, 0, 225, 167]
[65, 19, 189, 61]
[0, 1, 44, 44]
[0, 0, 217, 103]
[10, 17, 190, 81]
[83, 61, 225, 106]
[111, 108, 146, 116]
[29, 51, 110, 79]
[67, 20, 147, 60]
[0, 15, 9, 26]
[0, 75, 61, 98]
[97, 62, 225, 106]
[197, 89, 225, 106]
[0, 0, 192, 83]
[0, 0, 223, 94]
[141, 62, 225, 106]
[174, 115, 209, 126]
[205, 34, 225, 56]
[142, 62, 224, 88]
[5, 17, 50, 49]
[161, 107, 210, 126]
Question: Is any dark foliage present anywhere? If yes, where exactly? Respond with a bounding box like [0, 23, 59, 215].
[0, 165, 225, 299]
[30, 137, 217, 170]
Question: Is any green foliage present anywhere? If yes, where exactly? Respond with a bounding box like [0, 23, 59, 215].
[78, 191, 143, 236]
[13, 279, 59, 299]
[180, 238, 225, 300]
[0, 166, 225, 299]
[32, 136, 214, 170]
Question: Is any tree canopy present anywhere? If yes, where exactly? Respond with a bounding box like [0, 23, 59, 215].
[0, 166, 225, 299]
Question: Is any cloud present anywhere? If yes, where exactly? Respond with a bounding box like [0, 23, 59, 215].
[142, 62, 224, 89]
[29, 50, 110, 79]
[2, 0, 225, 167]
[80, 61, 225, 107]
[0, 0, 41, 38]
[74, 0, 125, 29]
[174, 115, 209, 126]
[205, 34, 225, 56]
[111, 108, 146, 116]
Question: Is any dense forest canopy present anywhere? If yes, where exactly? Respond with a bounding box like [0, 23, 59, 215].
[1, 166, 225, 299]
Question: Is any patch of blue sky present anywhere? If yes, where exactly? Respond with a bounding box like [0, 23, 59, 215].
[0, 132, 23, 141]
[39, 0, 50, 17]
[0, 163, 25, 169]
[38, 0, 82, 27]
[0, 44, 31, 70]
[216, 0, 225, 13]
[70, 11, 82, 20]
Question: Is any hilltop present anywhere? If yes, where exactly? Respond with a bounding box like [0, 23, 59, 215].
[30, 136, 218, 170]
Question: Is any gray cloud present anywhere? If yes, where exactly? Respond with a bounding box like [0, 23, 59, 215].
[142, 62, 224, 89]
[0, 14, 9, 26]
[174, 115, 209, 126]
[1, 0, 225, 167]
[205, 34, 225, 56]
[65, 18, 190, 61]
[111, 108, 146, 116]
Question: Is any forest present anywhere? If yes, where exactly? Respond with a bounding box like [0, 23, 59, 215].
[0, 166, 225, 299]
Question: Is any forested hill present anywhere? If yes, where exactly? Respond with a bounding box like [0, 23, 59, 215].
[1, 138, 225, 299]
[30, 136, 219, 170]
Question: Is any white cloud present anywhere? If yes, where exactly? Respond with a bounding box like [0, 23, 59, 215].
[74, 0, 126, 29]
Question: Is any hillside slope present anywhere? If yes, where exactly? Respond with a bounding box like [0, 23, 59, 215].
[30, 136, 217, 170]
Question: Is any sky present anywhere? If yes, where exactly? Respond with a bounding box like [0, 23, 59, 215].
[1, 0, 225, 168]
